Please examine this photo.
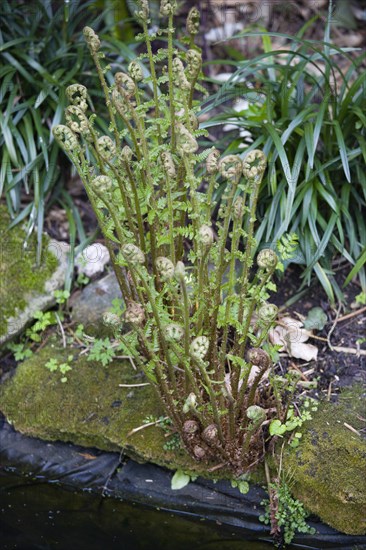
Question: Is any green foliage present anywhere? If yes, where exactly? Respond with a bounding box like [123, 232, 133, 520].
[53, 2, 303, 475]
[110, 297, 125, 315]
[53, 289, 70, 305]
[26, 310, 57, 342]
[6, 341, 33, 362]
[87, 337, 116, 366]
[171, 469, 198, 491]
[355, 291, 366, 305]
[76, 272, 90, 287]
[204, 19, 366, 301]
[260, 481, 316, 545]
[230, 478, 250, 495]
[45, 355, 73, 383]
[269, 398, 319, 448]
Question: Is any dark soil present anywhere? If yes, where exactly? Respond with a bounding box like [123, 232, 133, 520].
[271, 264, 366, 398]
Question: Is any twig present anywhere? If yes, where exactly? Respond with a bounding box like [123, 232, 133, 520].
[327, 302, 342, 351]
[207, 462, 226, 472]
[55, 312, 66, 348]
[102, 449, 124, 497]
[114, 354, 137, 370]
[289, 362, 309, 381]
[327, 381, 332, 401]
[118, 382, 150, 388]
[127, 417, 168, 438]
[344, 422, 361, 437]
[310, 334, 328, 342]
[311, 337, 366, 355]
[337, 305, 366, 323]
[329, 346, 366, 356]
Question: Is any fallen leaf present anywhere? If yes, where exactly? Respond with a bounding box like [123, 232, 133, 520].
[287, 341, 318, 362]
[269, 316, 318, 361]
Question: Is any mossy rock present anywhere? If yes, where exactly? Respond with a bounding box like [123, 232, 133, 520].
[284, 388, 366, 535]
[0, 342, 233, 478]
[0, 206, 66, 345]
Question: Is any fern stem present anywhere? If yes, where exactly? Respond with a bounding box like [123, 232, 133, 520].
[166, 174, 176, 264]
[167, 13, 176, 150]
[207, 181, 237, 370]
[234, 177, 263, 352]
[142, 21, 161, 143]
[192, 356, 225, 445]
[91, 52, 120, 149]
[133, 265, 178, 396]
[124, 162, 147, 253]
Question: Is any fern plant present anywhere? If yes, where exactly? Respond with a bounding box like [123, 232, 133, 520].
[53, 1, 296, 476]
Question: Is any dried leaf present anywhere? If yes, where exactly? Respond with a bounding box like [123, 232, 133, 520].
[288, 341, 318, 362]
[269, 316, 318, 361]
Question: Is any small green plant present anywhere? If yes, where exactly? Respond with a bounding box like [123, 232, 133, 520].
[76, 272, 90, 287]
[53, 1, 302, 475]
[6, 341, 33, 362]
[231, 476, 250, 495]
[53, 290, 70, 305]
[355, 291, 366, 305]
[269, 391, 319, 448]
[87, 337, 117, 366]
[171, 469, 198, 490]
[260, 480, 316, 546]
[26, 310, 57, 342]
[45, 355, 73, 383]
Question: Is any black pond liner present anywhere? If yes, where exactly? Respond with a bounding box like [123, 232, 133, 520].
[0, 416, 365, 550]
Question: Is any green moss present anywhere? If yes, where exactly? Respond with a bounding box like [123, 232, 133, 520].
[0, 342, 233, 478]
[0, 205, 58, 337]
[284, 388, 366, 535]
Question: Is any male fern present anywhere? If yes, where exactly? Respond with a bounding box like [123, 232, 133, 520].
[53, 0, 297, 475]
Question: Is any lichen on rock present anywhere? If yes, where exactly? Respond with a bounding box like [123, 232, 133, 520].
[284, 386, 366, 535]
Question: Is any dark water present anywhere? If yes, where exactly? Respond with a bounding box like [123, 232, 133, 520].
[0, 473, 272, 550]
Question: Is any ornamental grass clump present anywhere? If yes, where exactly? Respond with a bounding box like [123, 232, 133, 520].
[53, 1, 292, 475]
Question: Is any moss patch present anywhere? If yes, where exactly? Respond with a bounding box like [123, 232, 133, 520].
[0, 342, 233, 478]
[0, 206, 58, 337]
[284, 388, 366, 535]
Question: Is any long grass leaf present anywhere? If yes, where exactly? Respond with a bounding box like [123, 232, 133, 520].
[333, 120, 350, 182]
[314, 263, 334, 303]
